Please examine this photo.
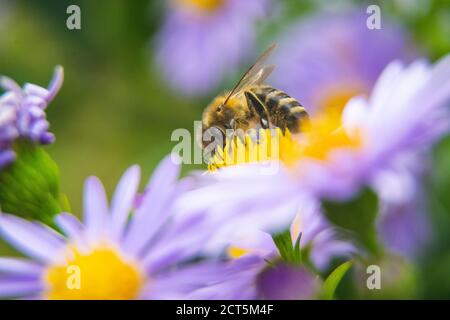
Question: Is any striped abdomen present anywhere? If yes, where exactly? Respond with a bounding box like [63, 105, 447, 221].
[250, 85, 309, 133]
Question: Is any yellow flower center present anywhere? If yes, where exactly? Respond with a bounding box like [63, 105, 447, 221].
[315, 83, 367, 116]
[44, 246, 144, 300]
[297, 111, 361, 161]
[208, 110, 361, 171]
[180, 0, 225, 12]
[208, 129, 287, 171]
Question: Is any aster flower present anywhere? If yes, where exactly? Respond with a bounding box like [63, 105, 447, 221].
[187, 238, 323, 300]
[155, 0, 269, 96]
[185, 208, 343, 300]
[0, 66, 63, 168]
[179, 55, 450, 261]
[271, 10, 414, 115]
[256, 263, 321, 300]
[270, 11, 438, 258]
[172, 181, 352, 300]
[374, 156, 430, 258]
[0, 156, 229, 300]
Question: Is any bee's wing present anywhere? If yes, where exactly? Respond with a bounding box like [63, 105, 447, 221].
[224, 44, 277, 103]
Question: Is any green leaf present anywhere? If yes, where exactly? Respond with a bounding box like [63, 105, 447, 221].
[0, 140, 66, 226]
[322, 260, 353, 300]
[272, 229, 303, 265]
[322, 188, 381, 255]
[293, 232, 302, 263]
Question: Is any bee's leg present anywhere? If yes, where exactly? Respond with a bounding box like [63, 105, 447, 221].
[244, 91, 270, 129]
[229, 118, 247, 146]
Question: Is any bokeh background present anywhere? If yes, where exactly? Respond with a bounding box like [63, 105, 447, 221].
[0, 0, 449, 298]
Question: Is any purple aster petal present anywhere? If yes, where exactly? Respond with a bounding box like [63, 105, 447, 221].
[186, 256, 263, 300]
[145, 256, 263, 300]
[368, 57, 450, 151]
[176, 164, 304, 244]
[142, 261, 232, 300]
[83, 176, 110, 242]
[374, 157, 430, 259]
[0, 103, 16, 127]
[22, 84, 49, 100]
[45, 65, 64, 103]
[271, 9, 413, 113]
[28, 119, 49, 141]
[22, 89, 48, 109]
[226, 229, 276, 258]
[123, 155, 180, 255]
[378, 203, 430, 259]
[0, 276, 44, 298]
[310, 230, 355, 270]
[256, 263, 320, 300]
[0, 76, 22, 94]
[39, 131, 55, 144]
[0, 66, 63, 154]
[176, 164, 295, 217]
[0, 258, 43, 275]
[141, 212, 214, 272]
[0, 213, 66, 262]
[110, 165, 141, 238]
[54, 212, 86, 245]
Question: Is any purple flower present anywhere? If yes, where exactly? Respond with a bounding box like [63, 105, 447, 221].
[185, 255, 322, 300]
[155, 0, 269, 96]
[0, 156, 229, 299]
[374, 154, 431, 258]
[187, 255, 322, 300]
[181, 189, 354, 270]
[186, 255, 264, 299]
[271, 10, 414, 115]
[0, 66, 63, 168]
[268, 10, 433, 258]
[171, 175, 352, 299]
[256, 263, 320, 300]
[178, 55, 450, 264]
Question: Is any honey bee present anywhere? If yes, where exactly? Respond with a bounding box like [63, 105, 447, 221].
[201, 44, 309, 149]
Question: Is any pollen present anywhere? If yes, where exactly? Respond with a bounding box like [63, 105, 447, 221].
[208, 109, 361, 171]
[299, 110, 362, 161]
[44, 246, 144, 300]
[208, 128, 290, 171]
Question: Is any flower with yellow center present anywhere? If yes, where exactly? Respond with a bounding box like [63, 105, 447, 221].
[208, 109, 361, 172]
[0, 157, 227, 300]
[44, 246, 143, 300]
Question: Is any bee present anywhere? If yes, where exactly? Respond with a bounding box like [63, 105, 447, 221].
[201, 44, 309, 149]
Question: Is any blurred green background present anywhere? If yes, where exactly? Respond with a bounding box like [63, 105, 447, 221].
[0, 0, 449, 298]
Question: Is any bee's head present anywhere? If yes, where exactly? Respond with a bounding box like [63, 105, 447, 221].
[204, 94, 247, 127]
[200, 93, 247, 149]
